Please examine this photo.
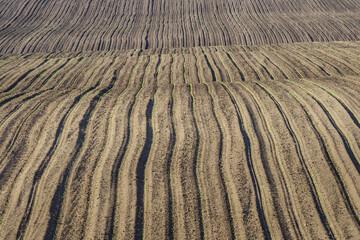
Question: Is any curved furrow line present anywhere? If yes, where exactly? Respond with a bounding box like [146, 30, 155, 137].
[54, 59, 129, 239]
[140, 81, 175, 239]
[184, 49, 201, 84]
[0, 85, 51, 169]
[13, 57, 118, 239]
[20, 1, 72, 53]
[0, 55, 106, 231]
[0, 99, 42, 177]
[261, 49, 303, 79]
[166, 59, 176, 237]
[227, 50, 262, 81]
[257, 51, 290, 79]
[191, 83, 226, 237]
[169, 83, 203, 239]
[105, 84, 139, 239]
[95, 2, 119, 51]
[16, 58, 63, 92]
[0, 56, 94, 138]
[0, 56, 38, 85]
[170, 51, 185, 86]
[77, 54, 137, 240]
[188, 83, 205, 239]
[212, 47, 235, 83]
[204, 82, 236, 239]
[202, 47, 231, 82]
[201, 48, 225, 82]
[0, 88, 76, 232]
[14, 85, 102, 239]
[134, 98, 154, 239]
[197, 48, 216, 82]
[108, 55, 151, 239]
[255, 82, 337, 239]
[246, 51, 275, 80]
[0, 57, 73, 108]
[273, 49, 319, 79]
[326, 47, 360, 71]
[293, 83, 360, 174]
[0, 58, 48, 94]
[15, 57, 99, 116]
[32, 57, 80, 91]
[288, 90, 360, 228]
[303, 47, 359, 76]
[134, 55, 162, 239]
[268, 80, 360, 236]
[0, 88, 48, 127]
[16, 1, 61, 53]
[317, 77, 360, 110]
[182, 51, 188, 84]
[304, 79, 360, 129]
[167, 84, 176, 239]
[89, 1, 118, 51]
[43, 57, 120, 239]
[220, 82, 272, 239]
[0, 0, 42, 33]
[187, 48, 204, 83]
[291, 50, 332, 77]
[233, 81, 306, 239]
[297, 46, 350, 76]
[216, 47, 245, 81]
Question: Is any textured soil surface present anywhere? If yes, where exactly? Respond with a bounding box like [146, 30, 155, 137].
[0, 0, 360, 239]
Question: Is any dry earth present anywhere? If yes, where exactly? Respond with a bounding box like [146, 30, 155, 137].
[0, 42, 360, 239]
[0, 0, 360, 53]
[0, 0, 360, 239]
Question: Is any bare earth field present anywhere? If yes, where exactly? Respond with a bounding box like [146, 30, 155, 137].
[1, 0, 360, 53]
[0, 0, 360, 239]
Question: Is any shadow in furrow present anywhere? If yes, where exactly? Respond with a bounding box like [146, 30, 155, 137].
[327, 93, 360, 129]
[1, 59, 48, 93]
[107, 95, 135, 240]
[221, 84, 272, 240]
[189, 85, 205, 240]
[0, 90, 47, 127]
[222, 51, 245, 81]
[16, 83, 99, 239]
[166, 89, 175, 239]
[201, 49, 217, 82]
[0, 58, 73, 109]
[134, 99, 154, 239]
[44, 71, 118, 239]
[256, 83, 335, 239]
[294, 96, 360, 228]
[35, 58, 73, 90]
[245, 103, 297, 239]
[311, 96, 360, 174]
[207, 89, 236, 239]
[0, 101, 42, 185]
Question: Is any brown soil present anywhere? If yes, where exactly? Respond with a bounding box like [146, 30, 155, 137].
[1, 0, 360, 239]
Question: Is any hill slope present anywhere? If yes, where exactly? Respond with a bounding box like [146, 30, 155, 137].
[1, 0, 360, 54]
[0, 42, 360, 239]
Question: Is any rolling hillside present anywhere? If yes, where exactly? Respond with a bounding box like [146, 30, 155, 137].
[1, 0, 360, 239]
[1, 0, 360, 54]
[0, 41, 360, 239]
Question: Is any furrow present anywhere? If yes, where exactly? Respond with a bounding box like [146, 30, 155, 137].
[256, 82, 337, 239]
[43, 57, 119, 239]
[220, 82, 272, 239]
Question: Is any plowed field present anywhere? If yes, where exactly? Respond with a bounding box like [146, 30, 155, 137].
[1, 0, 360, 239]
[1, 41, 360, 239]
[1, 0, 360, 54]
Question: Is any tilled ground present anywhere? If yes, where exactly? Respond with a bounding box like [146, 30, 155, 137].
[0, 42, 359, 239]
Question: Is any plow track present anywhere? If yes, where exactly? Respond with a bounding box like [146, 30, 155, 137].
[1, 0, 360, 54]
[0, 41, 359, 239]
